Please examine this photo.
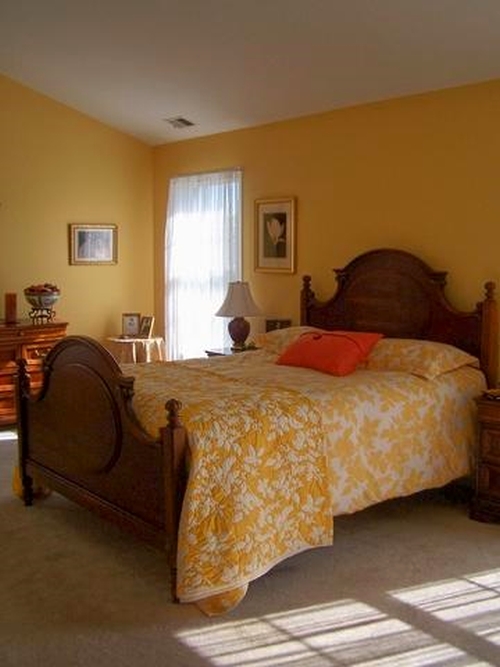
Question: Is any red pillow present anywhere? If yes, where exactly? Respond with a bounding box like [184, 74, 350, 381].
[276, 330, 383, 376]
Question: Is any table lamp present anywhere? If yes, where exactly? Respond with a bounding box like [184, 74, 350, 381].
[215, 281, 262, 350]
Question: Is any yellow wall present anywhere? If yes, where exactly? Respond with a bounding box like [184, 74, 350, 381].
[154, 79, 500, 338]
[2, 72, 500, 346]
[0, 75, 153, 340]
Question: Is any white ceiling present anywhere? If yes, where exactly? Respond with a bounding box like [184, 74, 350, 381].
[2, 0, 500, 146]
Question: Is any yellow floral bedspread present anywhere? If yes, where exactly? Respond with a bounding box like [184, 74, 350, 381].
[123, 350, 485, 612]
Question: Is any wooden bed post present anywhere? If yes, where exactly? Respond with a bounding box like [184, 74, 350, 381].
[161, 398, 189, 603]
[15, 358, 34, 506]
[480, 281, 498, 388]
[301, 275, 315, 325]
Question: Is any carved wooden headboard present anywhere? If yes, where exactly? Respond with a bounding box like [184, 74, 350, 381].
[301, 248, 498, 387]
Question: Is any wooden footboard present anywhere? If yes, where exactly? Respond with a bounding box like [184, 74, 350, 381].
[16, 335, 189, 600]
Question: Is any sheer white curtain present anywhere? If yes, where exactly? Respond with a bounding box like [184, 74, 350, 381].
[165, 169, 242, 360]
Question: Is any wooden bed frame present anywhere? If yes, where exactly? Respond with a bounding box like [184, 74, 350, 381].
[301, 248, 498, 388]
[16, 248, 498, 599]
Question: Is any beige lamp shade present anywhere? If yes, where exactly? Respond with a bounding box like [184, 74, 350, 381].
[215, 281, 262, 349]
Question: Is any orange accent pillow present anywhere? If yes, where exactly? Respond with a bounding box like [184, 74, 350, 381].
[276, 330, 383, 376]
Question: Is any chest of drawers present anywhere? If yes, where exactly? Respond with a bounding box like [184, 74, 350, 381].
[0, 320, 68, 426]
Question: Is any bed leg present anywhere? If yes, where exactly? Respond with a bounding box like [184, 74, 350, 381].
[170, 566, 179, 603]
[162, 398, 189, 604]
[22, 474, 34, 506]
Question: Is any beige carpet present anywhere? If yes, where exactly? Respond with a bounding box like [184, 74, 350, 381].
[2, 432, 500, 666]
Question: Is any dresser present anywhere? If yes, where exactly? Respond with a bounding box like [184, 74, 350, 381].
[0, 320, 68, 426]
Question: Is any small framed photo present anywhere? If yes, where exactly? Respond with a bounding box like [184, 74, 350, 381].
[265, 318, 292, 332]
[69, 223, 118, 265]
[255, 197, 296, 273]
[138, 315, 155, 338]
[122, 312, 141, 337]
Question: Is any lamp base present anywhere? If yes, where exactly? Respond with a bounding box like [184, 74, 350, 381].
[228, 316, 250, 350]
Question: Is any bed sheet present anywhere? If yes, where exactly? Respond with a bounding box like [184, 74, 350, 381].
[124, 349, 485, 612]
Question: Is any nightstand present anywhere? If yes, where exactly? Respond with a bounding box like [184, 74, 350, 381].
[107, 336, 165, 363]
[471, 393, 500, 523]
[205, 347, 259, 357]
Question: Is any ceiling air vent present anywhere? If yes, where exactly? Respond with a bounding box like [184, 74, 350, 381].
[164, 116, 195, 129]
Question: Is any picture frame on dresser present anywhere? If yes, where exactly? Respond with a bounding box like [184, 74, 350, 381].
[121, 313, 141, 337]
[69, 223, 118, 265]
[255, 197, 296, 273]
[138, 316, 155, 338]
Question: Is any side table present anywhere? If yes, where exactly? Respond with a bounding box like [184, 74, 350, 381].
[107, 336, 165, 363]
[205, 347, 259, 357]
[471, 392, 500, 523]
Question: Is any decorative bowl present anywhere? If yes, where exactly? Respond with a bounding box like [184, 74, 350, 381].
[24, 284, 60, 310]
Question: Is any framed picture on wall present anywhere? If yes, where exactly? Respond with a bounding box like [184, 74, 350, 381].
[138, 315, 155, 338]
[122, 313, 141, 337]
[255, 197, 296, 273]
[69, 223, 118, 265]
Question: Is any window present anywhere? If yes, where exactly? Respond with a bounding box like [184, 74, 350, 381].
[165, 169, 242, 359]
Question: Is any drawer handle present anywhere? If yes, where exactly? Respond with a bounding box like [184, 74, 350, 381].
[32, 348, 48, 359]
